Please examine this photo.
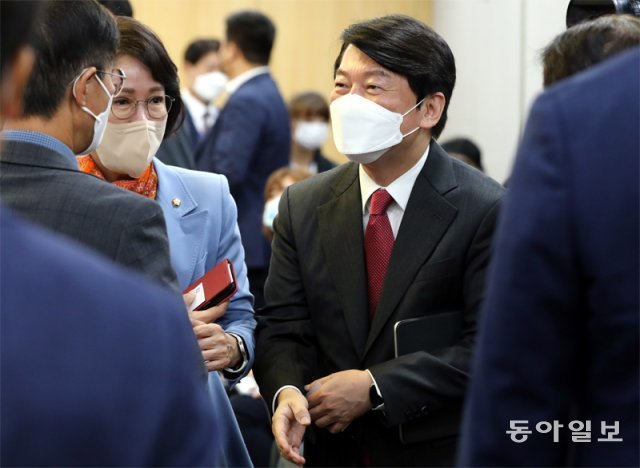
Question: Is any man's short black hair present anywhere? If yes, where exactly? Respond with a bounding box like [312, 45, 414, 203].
[334, 14, 456, 139]
[184, 39, 221, 65]
[97, 0, 133, 17]
[0, 1, 41, 72]
[22, 0, 119, 119]
[116, 16, 184, 139]
[226, 10, 275, 65]
[543, 14, 640, 87]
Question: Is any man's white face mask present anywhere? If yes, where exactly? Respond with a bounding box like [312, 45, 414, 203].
[329, 93, 425, 164]
[72, 71, 113, 156]
[193, 71, 228, 103]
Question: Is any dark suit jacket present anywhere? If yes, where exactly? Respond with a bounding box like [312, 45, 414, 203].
[195, 72, 290, 269]
[0, 208, 218, 466]
[458, 49, 640, 467]
[0, 139, 178, 290]
[156, 110, 198, 170]
[254, 142, 504, 466]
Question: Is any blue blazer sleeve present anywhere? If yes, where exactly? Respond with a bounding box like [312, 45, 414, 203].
[209, 174, 256, 382]
[156, 160, 256, 384]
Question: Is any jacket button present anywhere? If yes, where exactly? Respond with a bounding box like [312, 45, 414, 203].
[420, 405, 429, 415]
[171, 197, 181, 208]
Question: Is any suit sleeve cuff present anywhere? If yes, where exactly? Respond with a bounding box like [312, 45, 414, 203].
[366, 369, 385, 412]
[272, 385, 303, 414]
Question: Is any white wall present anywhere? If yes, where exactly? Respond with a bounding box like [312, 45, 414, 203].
[434, 0, 566, 183]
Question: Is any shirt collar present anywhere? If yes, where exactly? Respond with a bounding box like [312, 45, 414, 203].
[0, 130, 78, 168]
[225, 66, 269, 95]
[359, 144, 430, 215]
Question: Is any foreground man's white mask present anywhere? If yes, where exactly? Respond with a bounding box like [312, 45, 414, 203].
[330, 93, 425, 164]
[72, 72, 113, 156]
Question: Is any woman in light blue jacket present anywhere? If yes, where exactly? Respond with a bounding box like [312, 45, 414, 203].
[78, 17, 255, 467]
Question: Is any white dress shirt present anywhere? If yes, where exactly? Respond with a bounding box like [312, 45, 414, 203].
[225, 66, 270, 95]
[181, 89, 219, 137]
[359, 144, 431, 237]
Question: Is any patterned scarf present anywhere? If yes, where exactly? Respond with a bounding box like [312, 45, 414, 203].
[77, 155, 158, 200]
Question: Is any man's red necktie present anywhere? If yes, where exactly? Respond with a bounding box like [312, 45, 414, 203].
[365, 189, 395, 320]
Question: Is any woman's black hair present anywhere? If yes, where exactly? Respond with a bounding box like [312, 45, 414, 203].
[116, 16, 183, 138]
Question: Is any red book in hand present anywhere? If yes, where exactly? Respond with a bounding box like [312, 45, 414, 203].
[183, 259, 237, 311]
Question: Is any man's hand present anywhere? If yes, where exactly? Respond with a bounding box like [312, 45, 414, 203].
[272, 388, 310, 466]
[305, 369, 372, 434]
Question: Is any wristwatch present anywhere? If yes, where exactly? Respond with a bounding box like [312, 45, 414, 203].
[223, 333, 248, 374]
[369, 383, 384, 411]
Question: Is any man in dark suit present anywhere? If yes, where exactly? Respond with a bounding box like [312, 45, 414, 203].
[156, 38, 224, 169]
[458, 48, 640, 467]
[253, 15, 504, 466]
[0, 2, 217, 465]
[0, 0, 177, 290]
[195, 10, 290, 308]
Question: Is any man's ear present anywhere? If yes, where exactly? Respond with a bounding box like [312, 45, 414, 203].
[225, 41, 240, 61]
[418, 92, 446, 131]
[0, 45, 35, 121]
[71, 67, 96, 108]
[183, 61, 195, 82]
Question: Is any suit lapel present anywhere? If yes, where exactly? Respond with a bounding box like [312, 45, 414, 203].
[155, 161, 205, 286]
[318, 165, 370, 357]
[364, 143, 459, 356]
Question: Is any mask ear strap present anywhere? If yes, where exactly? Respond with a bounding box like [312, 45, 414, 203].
[402, 97, 427, 117]
[401, 126, 421, 138]
[71, 68, 109, 122]
[72, 67, 92, 99]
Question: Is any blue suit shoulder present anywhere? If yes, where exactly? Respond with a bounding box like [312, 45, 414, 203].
[163, 161, 230, 196]
[0, 208, 218, 467]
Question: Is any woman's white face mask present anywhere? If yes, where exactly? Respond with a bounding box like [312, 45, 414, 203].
[293, 121, 330, 150]
[263, 195, 281, 230]
[329, 93, 425, 164]
[95, 119, 166, 178]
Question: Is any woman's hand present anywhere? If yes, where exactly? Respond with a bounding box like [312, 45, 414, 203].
[182, 293, 237, 370]
[182, 291, 229, 324]
[191, 322, 241, 371]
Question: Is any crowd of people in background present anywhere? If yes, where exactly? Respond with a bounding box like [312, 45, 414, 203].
[1, 0, 638, 467]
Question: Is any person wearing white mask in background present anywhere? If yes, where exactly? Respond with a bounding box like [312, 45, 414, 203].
[288, 91, 337, 174]
[262, 167, 313, 241]
[77, 17, 255, 467]
[253, 15, 505, 466]
[156, 38, 227, 169]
